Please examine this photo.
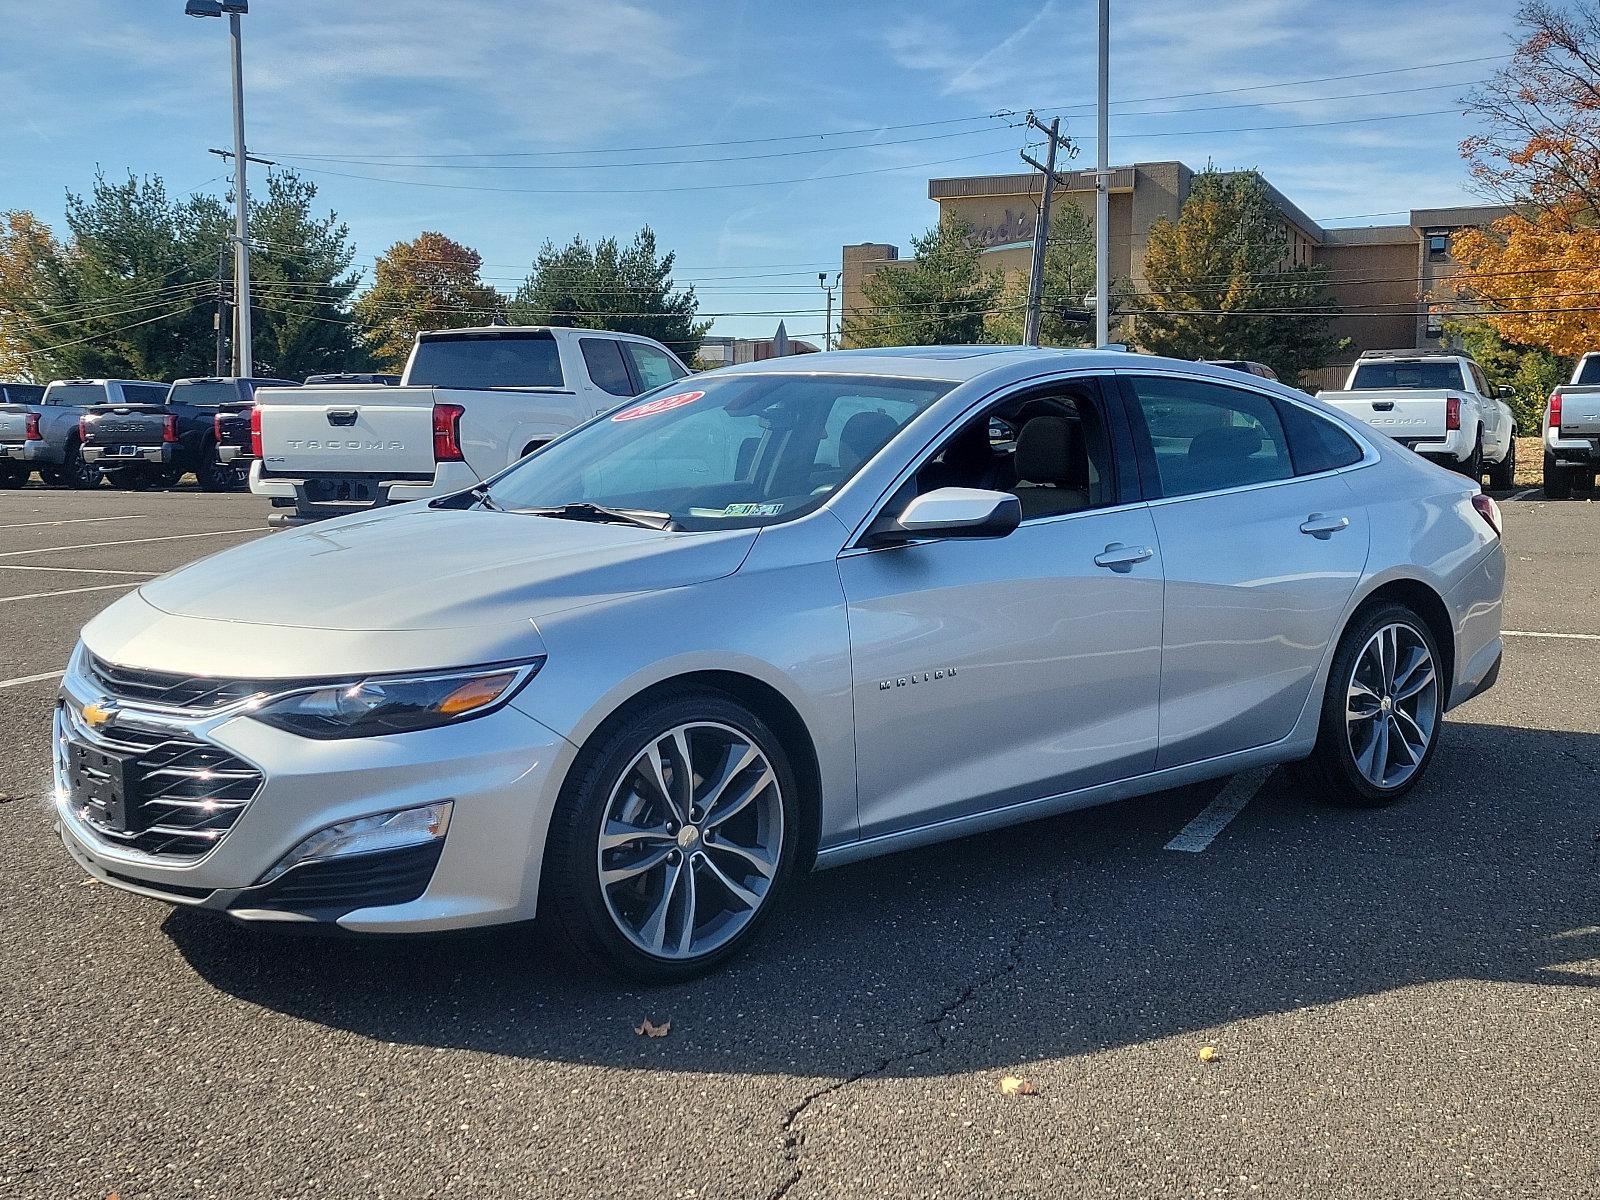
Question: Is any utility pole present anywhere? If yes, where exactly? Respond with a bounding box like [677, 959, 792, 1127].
[818, 272, 840, 351]
[1020, 113, 1074, 346]
[213, 242, 230, 376]
[1094, 0, 1111, 349]
[227, 6, 251, 377]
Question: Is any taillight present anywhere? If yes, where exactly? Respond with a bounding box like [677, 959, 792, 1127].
[1471, 493, 1502, 537]
[162, 414, 178, 443]
[432, 402, 465, 462]
[214, 413, 226, 442]
[250, 406, 262, 458]
[1549, 391, 1563, 432]
[1445, 396, 1462, 431]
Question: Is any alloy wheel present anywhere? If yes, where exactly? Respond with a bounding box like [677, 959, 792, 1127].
[597, 720, 783, 961]
[1345, 622, 1439, 790]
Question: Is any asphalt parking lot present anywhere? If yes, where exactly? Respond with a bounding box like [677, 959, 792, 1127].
[0, 485, 1595, 1200]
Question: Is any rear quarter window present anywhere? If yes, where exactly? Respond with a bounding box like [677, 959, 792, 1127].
[1276, 400, 1365, 475]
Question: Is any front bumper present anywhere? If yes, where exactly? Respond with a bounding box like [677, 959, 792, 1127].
[83, 444, 172, 468]
[53, 655, 576, 932]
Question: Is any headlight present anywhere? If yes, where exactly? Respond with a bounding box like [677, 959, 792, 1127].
[249, 659, 543, 739]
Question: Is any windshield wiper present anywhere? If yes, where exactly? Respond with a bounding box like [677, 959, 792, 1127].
[518, 502, 678, 531]
[469, 484, 506, 513]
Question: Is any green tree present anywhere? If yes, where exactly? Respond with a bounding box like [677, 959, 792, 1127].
[353, 232, 501, 370]
[1131, 169, 1344, 386]
[1442, 318, 1567, 434]
[843, 218, 1001, 348]
[507, 227, 708, 360]
[0, 170, 364, 382]
[984, 202, 1097, 347]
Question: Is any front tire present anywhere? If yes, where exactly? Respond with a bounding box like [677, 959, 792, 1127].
[541, 689, 799, 982]
[1297, 602, 1445, 807]
[1486, 435, 1515, 490]
[1544, 453, 1572, 500]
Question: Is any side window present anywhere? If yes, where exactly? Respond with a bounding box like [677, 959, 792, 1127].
[621, 342, 686, 391]
[1468, 363, 1491, 396]
[1276, 400, 1364, 475]
[1128, 375, 1293, 499]
[580, 338, 635, 397]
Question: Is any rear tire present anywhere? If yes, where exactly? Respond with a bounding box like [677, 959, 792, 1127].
[1295, 602, 1445, 808]
[1486, 435, 1515, 490]
[1455, 434, 1483, 483]
[541, 688, 799, 983]
[1544, 453, 1572, 500]
[196, 441, 238, 492]
[61, 441, 100, 490]
[0, 464, 25, 488]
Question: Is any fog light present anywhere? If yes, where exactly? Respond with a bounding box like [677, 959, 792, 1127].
[261, 802, 452, 884]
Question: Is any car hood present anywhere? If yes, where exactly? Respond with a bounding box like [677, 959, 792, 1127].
[82, 507, 757, 679]
[138, 506, 760, 631]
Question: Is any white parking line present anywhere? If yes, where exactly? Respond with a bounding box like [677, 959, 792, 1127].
[0, 669, 65, 690]
[1165, 767, 1274, 853]
[0, 565, 156, 576]
[1503, 629, 1600, 640]
[0, 582, 138, 604]
[0, 515, 140, 531]
[0, 527, 260, 559]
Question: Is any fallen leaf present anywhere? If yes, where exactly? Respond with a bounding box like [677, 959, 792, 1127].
[1198, 1045, 1218, 1063]
[634, 1018, 671, 1038]
[999, 1075, 1038, 1096]
[78, 877, 101, 887]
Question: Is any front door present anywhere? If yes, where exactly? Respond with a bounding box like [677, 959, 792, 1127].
[838, 378, 1164, 841]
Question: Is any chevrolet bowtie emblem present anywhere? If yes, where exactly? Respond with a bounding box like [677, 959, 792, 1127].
[82, 700, 118, 728]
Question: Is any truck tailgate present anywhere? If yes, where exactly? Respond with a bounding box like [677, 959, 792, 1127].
[255, 385, 438, 476]
[0, 405, 35, 444]
[1555, 385, 1600, 437]
[85, 405, 167, 446]
[1318, 389, 1457, 440]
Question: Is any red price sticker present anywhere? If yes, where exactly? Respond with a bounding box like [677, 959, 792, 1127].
[612, 390, 704, 422]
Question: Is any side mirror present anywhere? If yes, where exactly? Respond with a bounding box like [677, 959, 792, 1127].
[1497, 385, 1515, 399]
[869, 487, 1021, 544]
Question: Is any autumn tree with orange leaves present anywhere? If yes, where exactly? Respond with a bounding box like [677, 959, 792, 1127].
[1452, 2, 1600, 356]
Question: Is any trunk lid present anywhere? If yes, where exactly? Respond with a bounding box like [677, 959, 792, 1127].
[255, 384, 438, 476]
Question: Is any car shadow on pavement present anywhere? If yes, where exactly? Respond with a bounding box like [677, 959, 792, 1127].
[165, 720, 1599, 1079]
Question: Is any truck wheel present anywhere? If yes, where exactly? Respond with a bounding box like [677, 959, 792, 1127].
[541, 688, 800, 982]
[61, 442, 101, 490]
[1544, 453, 1572, 500]
[1294, 602, 1444, 807]
[1486, 435, 1515, 490]
[196, 442, 237, 492]
[1455, 434, 1483, 483]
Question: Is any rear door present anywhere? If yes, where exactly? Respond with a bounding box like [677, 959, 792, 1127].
[257, 385, 437, 476]
[1121, 373, 1371, 769]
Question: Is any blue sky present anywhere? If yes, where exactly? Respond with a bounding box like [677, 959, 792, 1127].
[0, 0, 1520, 342]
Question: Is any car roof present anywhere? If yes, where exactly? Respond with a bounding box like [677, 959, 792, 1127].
[711, 345, 1284, 385]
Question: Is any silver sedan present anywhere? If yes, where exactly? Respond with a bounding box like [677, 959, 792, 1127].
[53, 348, 1505, 980]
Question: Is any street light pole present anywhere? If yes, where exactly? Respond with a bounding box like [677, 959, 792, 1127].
[818, 272, 840, 351]
[188, 0, 253, 377]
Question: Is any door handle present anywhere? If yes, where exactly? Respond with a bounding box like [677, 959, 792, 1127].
[1300, 513, 1350, 538]
[326, 409, 358, 427]
[1093, 542, 1154, 571]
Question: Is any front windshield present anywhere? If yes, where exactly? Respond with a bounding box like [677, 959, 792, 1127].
[482, 373, 954, 530]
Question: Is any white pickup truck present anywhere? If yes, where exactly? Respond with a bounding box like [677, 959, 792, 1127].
[250, 325, 691, 523]
[1541, 351, 1600, 498]
[1317, 351, 1516, 488]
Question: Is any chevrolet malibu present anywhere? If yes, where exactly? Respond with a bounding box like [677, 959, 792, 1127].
[54, 348, 1506, 981]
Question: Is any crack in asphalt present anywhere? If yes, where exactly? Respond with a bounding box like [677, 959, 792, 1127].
[767, 881, 1068, 1199]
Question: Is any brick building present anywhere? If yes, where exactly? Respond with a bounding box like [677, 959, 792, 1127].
[842, 161, 1508, 386]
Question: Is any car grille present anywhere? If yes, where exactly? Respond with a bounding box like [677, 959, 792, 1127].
[85, 653, 271, 712]
[63, 705, 264, 861]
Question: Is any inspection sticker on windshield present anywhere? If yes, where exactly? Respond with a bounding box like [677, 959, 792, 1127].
[721, 502, 784, 517]
[612, 390, 704, 422]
